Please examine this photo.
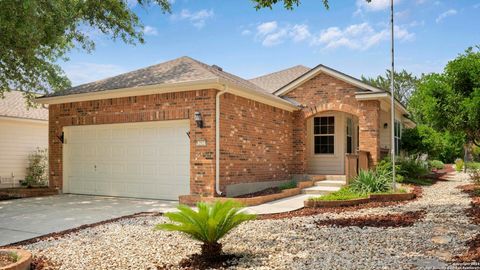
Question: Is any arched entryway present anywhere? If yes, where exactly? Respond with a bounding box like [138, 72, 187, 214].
[305, 110, 359, 175]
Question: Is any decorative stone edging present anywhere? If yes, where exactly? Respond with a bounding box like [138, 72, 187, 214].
[179, 180, 314, 206]
[0, 187, 59, 199]
[0, 249, 32, 270]
[304, 192, 416, 208]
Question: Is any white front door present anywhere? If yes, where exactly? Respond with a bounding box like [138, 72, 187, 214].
[63, 120, 190, 200]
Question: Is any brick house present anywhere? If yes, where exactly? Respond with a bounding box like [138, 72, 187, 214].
[37, 56, 414, 201]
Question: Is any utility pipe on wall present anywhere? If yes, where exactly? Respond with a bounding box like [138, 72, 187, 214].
[215, 86, 227, 195]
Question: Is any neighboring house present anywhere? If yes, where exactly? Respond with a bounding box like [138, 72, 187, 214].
[37, 57, 414, 201]
[0, 91, 48, 187]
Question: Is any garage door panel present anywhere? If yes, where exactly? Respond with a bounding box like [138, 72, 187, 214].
[64, 120, 190, 200]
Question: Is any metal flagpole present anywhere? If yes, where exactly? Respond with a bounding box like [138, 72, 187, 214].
[390, 0, 396, 191]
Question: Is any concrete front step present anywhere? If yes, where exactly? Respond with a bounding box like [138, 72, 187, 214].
[315, 179, 346, 187]
[302, 185, 342, 195]
[308, 174, 346, 181]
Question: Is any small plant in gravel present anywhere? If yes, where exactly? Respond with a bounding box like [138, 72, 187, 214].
[455, 158, 464, 172]
[350, 170, 391, 195]
[156, 200, 256, 260]
[278, 180, 297, 190]
[470, 169, 480, 185]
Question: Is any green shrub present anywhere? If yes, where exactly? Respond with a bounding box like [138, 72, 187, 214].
[466, 162, 480, 170]
[429, 160, 445, 170]
[278, 180, 297, 190]
[375, 158, 404, 183]
[455, 158, 464, 172]
[156, 200, 256, 259]
[350, 169, 391, 195]
[470, 169, 480, 185]
[397, 156, 429, 179]
[22, 148, 48, 187]
[309, 187, 366, 201]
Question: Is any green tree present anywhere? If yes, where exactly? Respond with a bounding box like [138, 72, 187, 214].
[361, 69, 419, 105]
[0, 0, 171, 105]
[409, 47, 480, 147]
[252, 0, 371, 9]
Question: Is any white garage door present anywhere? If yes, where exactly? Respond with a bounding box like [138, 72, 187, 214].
[63, 120, 190, 200]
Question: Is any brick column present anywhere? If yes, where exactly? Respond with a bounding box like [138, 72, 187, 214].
[358, 100, 381, 166]
[292, 110, 307, 175]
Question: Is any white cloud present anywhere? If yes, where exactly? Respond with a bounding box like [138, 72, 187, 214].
[241, 29, 252, 36]
[312, 22, 414, 50]
[64, 63, 126, 86]
[143, 25, 158, 36]
[257, 21, 278, 36]
[290, 24, 311, 42]
[171, 9, 214, 29]
[255, 21, 311, 47]
[355, 0, 401, 12]
[474, 3, 480, 9]
[436, 9, 457, 23]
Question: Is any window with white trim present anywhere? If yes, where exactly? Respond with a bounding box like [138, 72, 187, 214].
[394, 120, 402, 156]
[314, 116, 334, 154]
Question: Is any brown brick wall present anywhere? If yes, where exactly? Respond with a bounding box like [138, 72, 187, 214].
[48, 89, 217, 196]
[283, 72, 381, 171]
[218, 93, 294, 193]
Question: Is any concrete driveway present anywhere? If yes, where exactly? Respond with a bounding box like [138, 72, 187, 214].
[0, 194, 178, 246]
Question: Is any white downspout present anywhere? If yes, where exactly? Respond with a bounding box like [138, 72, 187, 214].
[215, 86, 227, 195]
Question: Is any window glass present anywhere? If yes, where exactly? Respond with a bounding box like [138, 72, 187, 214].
[314, 116, 335, 154]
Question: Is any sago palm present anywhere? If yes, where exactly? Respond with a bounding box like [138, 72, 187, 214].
[156, 200, 256, 259]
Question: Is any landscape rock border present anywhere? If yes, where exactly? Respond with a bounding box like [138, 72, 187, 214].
[0, 249, 31, 270]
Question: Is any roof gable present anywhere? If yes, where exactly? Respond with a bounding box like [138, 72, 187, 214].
[249, 65, 310, 93]
[274, 64, 385, 96]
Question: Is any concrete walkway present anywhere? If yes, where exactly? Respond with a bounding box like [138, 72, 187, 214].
[245, 194, 314, 214]
[0, 194, 177, 246]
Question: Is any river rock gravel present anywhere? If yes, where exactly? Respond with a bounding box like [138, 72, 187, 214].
[21, 171, 478, 269]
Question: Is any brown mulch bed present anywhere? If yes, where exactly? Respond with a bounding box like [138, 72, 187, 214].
[314, 210, 426, 228]
[157, 254, 241, 270]
[455, 184, 480, 262]
[0, 195, 20, 201]
[31, 255, 59, 270]
[234, 187, 281, 198]
[2, 212, 162, 248]
[259, 185, 422, 220]
[0, 251, 17, 268]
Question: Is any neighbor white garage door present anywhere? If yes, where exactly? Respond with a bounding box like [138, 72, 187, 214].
[63, 120, 190, 200]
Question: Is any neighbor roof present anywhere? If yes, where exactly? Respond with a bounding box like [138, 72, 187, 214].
[0, 91, 48, 121]
[249, 65, 310, 93]
[45, 56, 270, 98]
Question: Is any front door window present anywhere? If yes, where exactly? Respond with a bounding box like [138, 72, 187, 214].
[314, 116, 334, 154]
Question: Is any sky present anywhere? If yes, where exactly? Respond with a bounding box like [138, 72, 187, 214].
[61, 0, 480, 86]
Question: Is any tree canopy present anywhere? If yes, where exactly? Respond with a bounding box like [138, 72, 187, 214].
[0, 0, 171, 105]
[252, 0, 371, 10]
[361, 69, 418, 105]
[409, 47, 480, 147]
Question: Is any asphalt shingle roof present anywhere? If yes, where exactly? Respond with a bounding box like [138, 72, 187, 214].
[249, 65, 311, 93]
[46, 56, 271, 98]
[0, 91, 48, 121]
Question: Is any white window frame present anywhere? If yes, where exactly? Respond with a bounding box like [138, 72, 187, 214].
[313, 116, 335, 155]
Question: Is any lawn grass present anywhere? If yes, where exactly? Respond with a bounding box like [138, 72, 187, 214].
[309, 187, 367, 201]
[278, 180, 297, 190]
[309, 186, 409, 201]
